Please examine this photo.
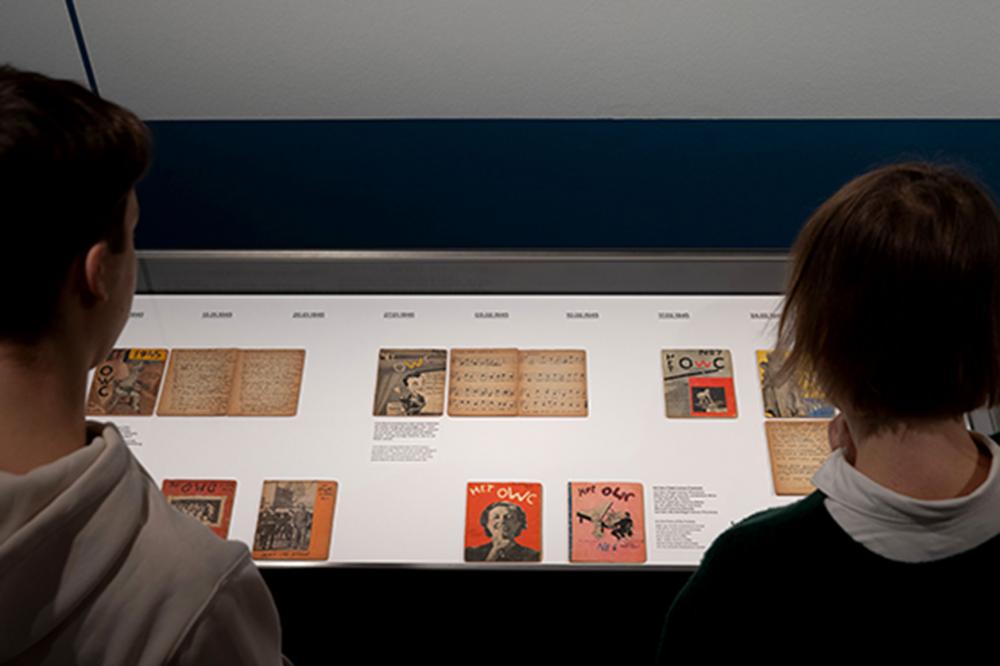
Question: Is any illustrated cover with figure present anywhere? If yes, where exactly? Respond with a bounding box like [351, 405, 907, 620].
[448, 349, 587, 417]
[764, 421, 831, 495]
[662, 349, 737, 418]
[253, 480, 337, 560]
[372, 349, 447, 416]
[162, 479, 237, 539]
[86, 348, 168, 416]
[464, 482, 542, 562]
[757, 350, 835, 418]
[157, 348, 305, 416]
[569, 482, 646, 563]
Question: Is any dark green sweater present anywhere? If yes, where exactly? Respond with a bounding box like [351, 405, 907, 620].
[658, 490, 1000, 659]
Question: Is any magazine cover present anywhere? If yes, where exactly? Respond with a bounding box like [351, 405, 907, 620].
[662, 349, 737, 418]
[253, 480, 338, 560]
[86, 348, 168, 416]
[757, 350, 835, 418]
[162, 479, 237, 539]
[373, 349, 447, 416]
[464, 482, 542, 562]
[569, 482, 646, 563]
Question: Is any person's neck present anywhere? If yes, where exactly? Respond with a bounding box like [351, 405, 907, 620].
[849, 416, 990, 501]
[0, 338, 90, 475]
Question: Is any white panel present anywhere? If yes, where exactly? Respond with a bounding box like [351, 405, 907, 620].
[0, 0, 87, 84]
[77, 0, 1000, 119]
[109, 293, 800, 567]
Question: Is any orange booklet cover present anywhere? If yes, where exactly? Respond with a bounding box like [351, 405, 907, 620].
[161, 479, 237, 539]
[252, 480, 337, 561]
[464, 482, 542, 562]
[569, 482, 646, 563]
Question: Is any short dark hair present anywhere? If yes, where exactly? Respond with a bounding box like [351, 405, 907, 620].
[775, 162, 1000, 432]
[479, 501, 526, 538]
[0, 65, 151, 342]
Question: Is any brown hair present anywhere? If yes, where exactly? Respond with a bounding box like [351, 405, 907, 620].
[774, 162, 1000, 433]
[0, 65, 151, 342]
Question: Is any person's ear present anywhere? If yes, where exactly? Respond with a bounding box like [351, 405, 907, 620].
[83, 240, 113, 302]
[828, 413, 858, 465]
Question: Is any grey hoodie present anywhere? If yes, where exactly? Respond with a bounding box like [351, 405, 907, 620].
[0, 423, 286, 665]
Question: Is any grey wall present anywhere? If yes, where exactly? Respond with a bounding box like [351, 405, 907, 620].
[3, 2, 999, 119]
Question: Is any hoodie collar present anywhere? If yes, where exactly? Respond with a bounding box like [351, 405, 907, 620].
[0, 423, 147, 660]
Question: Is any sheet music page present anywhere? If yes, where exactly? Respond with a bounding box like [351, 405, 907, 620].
[517, 349, 588, 417]
[448, 348, 519, 416]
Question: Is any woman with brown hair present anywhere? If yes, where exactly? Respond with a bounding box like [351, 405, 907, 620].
[659, 163, 1000, 656]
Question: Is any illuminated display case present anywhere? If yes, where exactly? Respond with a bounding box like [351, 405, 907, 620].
[118, 250, 999, 569]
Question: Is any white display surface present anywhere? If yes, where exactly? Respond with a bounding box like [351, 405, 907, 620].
[109, 294, 800, 567]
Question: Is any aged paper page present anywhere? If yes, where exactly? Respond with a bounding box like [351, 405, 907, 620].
[229, 349, 306, 416]
[157, 349, 239, 416]
[764, 420, 831, 495]
[448, 348, 519, 416]
[517, 349, 588, 417]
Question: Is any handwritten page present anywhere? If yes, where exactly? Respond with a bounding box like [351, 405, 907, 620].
[518, 350, 588, 417]
[230, 349, 306, 416]
[448, 348, 520, 416]
[764, 420, 831, 495]
[157, 349, 239, 416]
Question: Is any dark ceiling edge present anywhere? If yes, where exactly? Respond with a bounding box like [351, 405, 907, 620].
[136, 249, 790, 295]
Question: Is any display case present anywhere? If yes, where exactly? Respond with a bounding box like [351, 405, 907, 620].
[101, 250, 999, 571]
[102, 249, 1000, 662]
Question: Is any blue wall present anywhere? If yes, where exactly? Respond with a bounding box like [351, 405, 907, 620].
[136, 119, 1000, 250]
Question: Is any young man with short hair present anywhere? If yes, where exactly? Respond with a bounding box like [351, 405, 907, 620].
[0, 66, 287, 665]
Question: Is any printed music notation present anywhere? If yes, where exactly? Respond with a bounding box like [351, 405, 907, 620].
[521, 353, 582, 366]
[448, 349, 520, 416]
[454, 372, 517, 383]
[450, 386, 517, 398]
[453, 355, 513, 368]
[449, 398, 519, 413]
[522, 372, 586, 383]
[448, 348, 588, 417]
[518, 349, 587, 416]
